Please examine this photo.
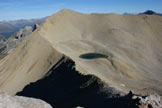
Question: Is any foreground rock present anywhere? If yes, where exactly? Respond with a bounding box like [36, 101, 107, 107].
[0, 91, 52, 108]
[132, 94, 162, 108]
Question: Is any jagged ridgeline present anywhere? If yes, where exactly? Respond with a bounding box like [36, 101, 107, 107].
[0, 9, 162, 107]
[0, 18, 45, 37]
[5, 24, 39, 54]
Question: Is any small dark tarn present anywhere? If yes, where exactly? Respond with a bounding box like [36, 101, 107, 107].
[79, 53, 108, 59]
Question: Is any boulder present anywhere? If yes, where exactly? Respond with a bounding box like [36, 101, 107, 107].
[0, 91, 52, 108]
[132, 94, 162, 108]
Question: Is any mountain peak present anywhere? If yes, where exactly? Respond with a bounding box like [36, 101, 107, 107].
[56, 8, 81, 15]
[58, 8, 76, 13]
[143, 10, 156, 15]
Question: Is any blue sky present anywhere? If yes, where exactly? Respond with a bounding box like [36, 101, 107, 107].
[0, 0, 162, 21]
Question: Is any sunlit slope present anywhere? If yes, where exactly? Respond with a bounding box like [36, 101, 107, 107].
[38, 9, 162, 95]
[0, 31, 63, 94]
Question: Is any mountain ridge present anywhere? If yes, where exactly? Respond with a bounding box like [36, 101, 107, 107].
[38, 9, 162, 95]
[0, 9, 162, 96]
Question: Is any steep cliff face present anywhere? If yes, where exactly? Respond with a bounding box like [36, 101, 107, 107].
[0, 9, 162, 97]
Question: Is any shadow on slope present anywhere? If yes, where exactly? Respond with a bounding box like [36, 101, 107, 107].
[16, 56, 139, 108]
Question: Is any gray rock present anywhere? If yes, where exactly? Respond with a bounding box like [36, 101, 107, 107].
[6, 26, 33, 54]
[15, 26, 32, 40]
[0, 91, 52, 108]
[132, 94, 162, 108]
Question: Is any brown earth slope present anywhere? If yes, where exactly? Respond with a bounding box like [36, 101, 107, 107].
[0, 9, 162, 95]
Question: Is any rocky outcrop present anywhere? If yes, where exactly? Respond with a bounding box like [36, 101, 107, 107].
[0, 34, 7, 44]
[1, 25, 37, 55]
[0, 91, 52, 108]
[0, 34, 7, 58]
[131, 94, 162, 108]
[15, 26, 33, 40]
[32, 24, 39, 31]
[6, 26, 33, 53]
[0, 18, 45, 37]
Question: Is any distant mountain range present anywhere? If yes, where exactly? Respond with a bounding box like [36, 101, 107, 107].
[0, 10, 161, 38]
[0, 18, 46, 37]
